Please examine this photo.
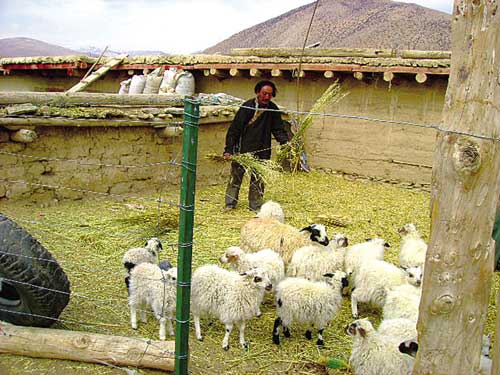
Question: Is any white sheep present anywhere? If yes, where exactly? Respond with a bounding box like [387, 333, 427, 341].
[287, 233, 349, 281]
[377, 318, 417, 346]
[272, 271, 348, 346]
[382, 284, 421, 322]
[240, 218, 329, 264]
[219, 246, 285, 290]
[191, 264, 272, 350]
[346, 318, 414, 375]
[398, 223, 427, 269]
[350, 260, 422, 318]
[128, 263, 177, 341]
[122, 237, 163, 293]
[344, 238, 389, 276]
[255, 200, 285, 223]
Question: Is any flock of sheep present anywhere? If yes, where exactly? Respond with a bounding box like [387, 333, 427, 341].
[121, 201, 492, 375]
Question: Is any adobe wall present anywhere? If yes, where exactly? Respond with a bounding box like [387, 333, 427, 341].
[0, 71, 447, 200]
[0, 122, 229, 202]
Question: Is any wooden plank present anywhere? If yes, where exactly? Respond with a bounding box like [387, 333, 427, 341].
[0, 92, 185, 106]
[66, 54, 127, 93]
[230, 47, 397, 58]
[0, 62, 88, 70]
[0, 323, 175, 371]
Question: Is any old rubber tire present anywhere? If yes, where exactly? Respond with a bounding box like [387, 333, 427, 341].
[0, 213, 71, 327]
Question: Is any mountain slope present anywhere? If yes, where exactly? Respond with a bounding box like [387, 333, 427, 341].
[204, 0, 451, 54]
[0, 37, 80, 57]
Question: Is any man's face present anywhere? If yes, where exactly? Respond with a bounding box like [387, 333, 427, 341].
[256, 85, 274, 106]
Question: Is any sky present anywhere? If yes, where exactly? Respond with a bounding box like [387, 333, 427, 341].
[0, 0, 454, 54]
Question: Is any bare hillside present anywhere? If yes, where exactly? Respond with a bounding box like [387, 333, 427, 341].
[204, 0, 451, 54]
[0, 37, 80, 57]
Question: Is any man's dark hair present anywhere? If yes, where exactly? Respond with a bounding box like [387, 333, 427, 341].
[254, 80, 277, 97]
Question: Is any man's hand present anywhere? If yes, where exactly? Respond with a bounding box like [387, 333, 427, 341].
[223, 152, 232, 161]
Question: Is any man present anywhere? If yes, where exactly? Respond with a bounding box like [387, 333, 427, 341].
[223, 80, 289, 211]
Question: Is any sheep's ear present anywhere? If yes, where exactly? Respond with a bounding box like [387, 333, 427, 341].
[400, 266, 408, 271]
[158, 241, 163, 250]
[323, 273, 334, 278]
[365, 238, 372, 242]
[340, 237, 349, 247]
[300, 225, 313, 233]
[144, 241, 148, 246]
[384, 242, 391, 247]
[240, 272, 247, 276]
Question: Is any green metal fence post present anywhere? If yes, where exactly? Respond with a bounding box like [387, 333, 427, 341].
[175, 97, 200, 375]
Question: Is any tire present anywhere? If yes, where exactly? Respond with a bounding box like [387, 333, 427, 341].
[0, 212, 71, 327]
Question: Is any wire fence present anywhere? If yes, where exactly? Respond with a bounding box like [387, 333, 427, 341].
[0, 88, 497, 374]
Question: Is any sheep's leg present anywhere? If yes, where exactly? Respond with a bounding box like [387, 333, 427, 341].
[351, 288, 359, 318]
[316, 328, 325, 346]
[140, 306, 148, 323]
[194, 315, 203, 341]
[159, 316, 166, 341]
[305, 329, 312, 340]
[238, 322, 248, 349]
[166, 314, 174, 336]
[130, 305, 138, 329]
[272, 317, 282, 345]
[222, 323, 233, 351]
[283, 326, 291, 338]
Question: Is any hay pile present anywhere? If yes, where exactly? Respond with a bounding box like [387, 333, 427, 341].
[0, 170, 498, 375]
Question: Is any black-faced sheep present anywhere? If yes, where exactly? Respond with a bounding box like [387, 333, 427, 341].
[122, 237, 163, 293]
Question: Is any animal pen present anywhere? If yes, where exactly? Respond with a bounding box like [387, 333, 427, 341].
[0, 2, 499, 375]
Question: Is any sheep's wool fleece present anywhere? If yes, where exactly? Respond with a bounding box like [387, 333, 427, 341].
[344, 239, 385, 274]
[276, 277, 342, 328]
[287, 245, 345, 281]
[129, 263, 176, 312]
[350, 334, 414, 375]
[229, 248, 285, 287]
[383, 285, 421, 322]
[191, 265, 264, 324]
[240, 218, 311, 264]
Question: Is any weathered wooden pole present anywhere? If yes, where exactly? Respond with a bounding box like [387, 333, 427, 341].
[413, 1, 500, 375]
[0, 323, 175, 371]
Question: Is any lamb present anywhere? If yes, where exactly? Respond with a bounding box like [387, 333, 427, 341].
[128, 263, 177, 340]
[122, 237, 163, 293]
[398, 223, 428, 269]
[272, 271, 348, 346]
[240, 217, 329, 264]
[382, 284, 421, 323]
[343, 238, 389, 276]
[350, 260, 422, 318]
[219, 246, 285, 290]
[346, 318, 414, 375]
[255, 200, 285, 223]
[377, 318, 417, 345]
[287, 233, 349, 281]
[191, 264, 272, 350]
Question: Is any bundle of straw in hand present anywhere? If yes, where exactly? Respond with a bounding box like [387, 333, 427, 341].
[277, 81, 347, 172]
[206, 152, 283, 185]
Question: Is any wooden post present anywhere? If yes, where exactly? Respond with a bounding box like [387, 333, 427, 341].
[65, 54, 127, 94]
[271, 68, 282, 77]
[353, 71, 364, 80]
[413, 2, 500, 375]
[249, 68, 262, 77]
[323, 70, 334, 79]
[209, 68, 226, 78]
[10, 129, 38, 143]
[383, 71, 395, 82]
[229, 68, 241, 77]
[0, 323, 175, 371]
[415, 72, 427, 83]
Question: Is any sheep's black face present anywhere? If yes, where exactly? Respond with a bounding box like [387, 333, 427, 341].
[345, 321, 366, 338]
[301, 224, 329, 246]
[399, 340, 419, 357]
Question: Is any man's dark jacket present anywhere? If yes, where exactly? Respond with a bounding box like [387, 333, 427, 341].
[224, 98, 289, 160]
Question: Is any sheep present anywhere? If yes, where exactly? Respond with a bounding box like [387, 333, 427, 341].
[219, 246, 285, 290]
[399, 334, 492, 374]
[128, 263, 177, 341]
[240, 217, 329, 264]
[287, 233, 349, 281]
[350, 260, 422, 318]
[377, 318, 417, 345]
[398, 223, 427, 269]
[191, 264, 272, 350]
[382, 284, 421, 322]
[122, 237, 163, 293]
[272, 271, 348, 346]
[255, 200, 285, 223]
[346, 318, 414, 375]
[343, 238, 389, 276]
